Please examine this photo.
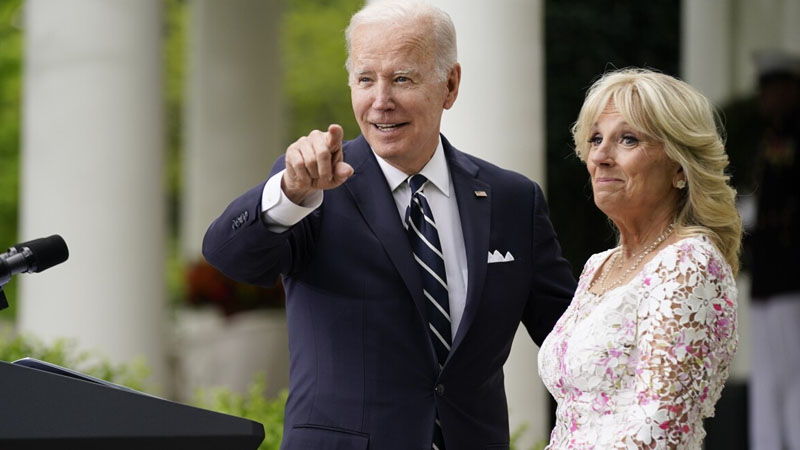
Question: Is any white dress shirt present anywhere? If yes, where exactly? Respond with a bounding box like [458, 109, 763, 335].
[261, 138, 469, 339]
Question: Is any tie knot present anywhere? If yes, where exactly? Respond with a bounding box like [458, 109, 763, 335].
[408, 174, 428, 194]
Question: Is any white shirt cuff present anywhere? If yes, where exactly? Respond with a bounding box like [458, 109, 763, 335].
[261, 169, 323, 231]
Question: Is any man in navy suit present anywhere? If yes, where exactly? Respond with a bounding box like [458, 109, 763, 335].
[203, 2, 576, 449]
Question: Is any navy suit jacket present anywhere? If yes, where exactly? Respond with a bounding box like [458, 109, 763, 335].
[202, 135, 576, 450]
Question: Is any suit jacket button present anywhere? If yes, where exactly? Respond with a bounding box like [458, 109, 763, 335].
[435, 384, 445, 396]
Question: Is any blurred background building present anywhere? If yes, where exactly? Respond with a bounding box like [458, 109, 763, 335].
[0, 0, 798, 448]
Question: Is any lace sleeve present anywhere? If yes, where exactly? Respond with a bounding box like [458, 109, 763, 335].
[617, 239, 738, 449]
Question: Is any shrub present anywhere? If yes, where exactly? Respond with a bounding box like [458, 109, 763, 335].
[0, 328, 150, 391]
[193, 375, 286, 450]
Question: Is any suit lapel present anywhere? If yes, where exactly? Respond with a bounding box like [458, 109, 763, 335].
[342, 137, 429, 329]
[342, 135, 491, 365]
[442, 138, 491, 357]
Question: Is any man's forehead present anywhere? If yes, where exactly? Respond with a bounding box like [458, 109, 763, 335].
[351, 18, 427, 38]
[350, 44, 433, 75]
[352, 61, 421, 75]
[351, 22, 432, 54]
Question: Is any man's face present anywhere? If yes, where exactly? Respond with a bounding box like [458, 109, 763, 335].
[348, 20, 460, 174]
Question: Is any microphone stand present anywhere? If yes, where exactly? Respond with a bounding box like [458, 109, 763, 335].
[0, 285, 7, 311]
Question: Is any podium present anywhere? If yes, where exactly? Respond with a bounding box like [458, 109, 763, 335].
[0, 359, 265, 449]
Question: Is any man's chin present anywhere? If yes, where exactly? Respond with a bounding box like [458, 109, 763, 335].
[371, 144, 406, 160]
[366, 135, 406, 156]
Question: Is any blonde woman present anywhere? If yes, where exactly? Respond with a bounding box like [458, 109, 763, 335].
[538, 68, 742, 449]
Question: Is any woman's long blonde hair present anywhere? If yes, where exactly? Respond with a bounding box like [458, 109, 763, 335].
[571, 68, 742, 275]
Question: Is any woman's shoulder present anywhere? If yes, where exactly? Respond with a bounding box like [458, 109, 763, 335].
[667, 234, 729, 266]
[652, 234, 735, 286]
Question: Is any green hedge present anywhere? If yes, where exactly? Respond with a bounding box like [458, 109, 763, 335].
[0, 328, 547, 449]
[0, 327, 150, 391]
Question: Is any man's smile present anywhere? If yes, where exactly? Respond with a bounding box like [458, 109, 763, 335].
[373, 122, 409, 132]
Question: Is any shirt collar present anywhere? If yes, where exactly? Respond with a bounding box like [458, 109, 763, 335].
[372, 137, 451, 197]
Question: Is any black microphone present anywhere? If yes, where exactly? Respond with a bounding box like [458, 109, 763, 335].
[0, 235, 69, 287]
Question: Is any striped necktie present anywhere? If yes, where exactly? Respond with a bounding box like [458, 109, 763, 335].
[406, 174, 450, 450]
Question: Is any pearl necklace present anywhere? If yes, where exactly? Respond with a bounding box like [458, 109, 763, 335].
[590, 223, 675, 295]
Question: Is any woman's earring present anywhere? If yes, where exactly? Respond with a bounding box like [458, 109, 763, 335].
[676, 179, 686, 189]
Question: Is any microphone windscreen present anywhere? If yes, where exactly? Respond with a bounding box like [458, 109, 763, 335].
[13, 235, 69, 273]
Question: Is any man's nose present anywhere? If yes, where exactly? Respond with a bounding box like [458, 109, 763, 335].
[372, 81, 395, 110]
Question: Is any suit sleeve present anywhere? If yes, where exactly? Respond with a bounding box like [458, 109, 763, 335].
[201, 156, 318, 287]
[521, 182, 576, 346]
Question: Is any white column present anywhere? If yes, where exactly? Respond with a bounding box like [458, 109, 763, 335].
[19, 0, 167, 387]
[681, 0, 800, 102]
[781, 0, 800, 54]
[430, 1, 549, 446]
[181, 0, 284, 261]
[434, 0, 546, 186]
[730, 0, 800, 96]
[680, 0, 733, 105]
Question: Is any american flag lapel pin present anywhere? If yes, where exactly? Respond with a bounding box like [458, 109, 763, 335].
[474, 190, 488, 198]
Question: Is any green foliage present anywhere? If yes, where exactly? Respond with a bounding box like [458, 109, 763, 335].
[0, 328, 548, 450]
[194, 377, 547, 450]
[164, 0, 188, 311]
[0, 327, 151, 392]
[193, 375, 287, 450]
[164, 0, 187, 237]
[0, 0, 23, 321]
[282, 0, 363, 142]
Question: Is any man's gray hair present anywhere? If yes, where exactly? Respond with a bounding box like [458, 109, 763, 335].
[345, 1, 458, 82]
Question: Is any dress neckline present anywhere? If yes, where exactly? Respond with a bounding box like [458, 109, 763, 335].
[585, 235, 702, 298]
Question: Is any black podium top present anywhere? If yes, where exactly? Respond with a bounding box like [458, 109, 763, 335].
[0, 359, 265, 450]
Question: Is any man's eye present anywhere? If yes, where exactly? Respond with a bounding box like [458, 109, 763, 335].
[359, 77, 372, 84]
[395, 76, 409, 83]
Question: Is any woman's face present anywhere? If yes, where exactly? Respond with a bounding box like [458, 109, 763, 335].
[586, 103, 680, 225]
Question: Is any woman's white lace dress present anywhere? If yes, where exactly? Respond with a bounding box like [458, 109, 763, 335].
[538, 236, 738, 449]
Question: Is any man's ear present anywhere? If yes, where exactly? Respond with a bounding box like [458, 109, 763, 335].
[443, 63, 461, 110]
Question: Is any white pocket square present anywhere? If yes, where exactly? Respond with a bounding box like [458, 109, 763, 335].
[488, 250, 515, 263]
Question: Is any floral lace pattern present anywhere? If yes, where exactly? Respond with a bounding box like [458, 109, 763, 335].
[538, 236, 738, 449]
